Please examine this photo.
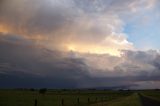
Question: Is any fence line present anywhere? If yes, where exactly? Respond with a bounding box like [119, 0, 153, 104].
[34, 96, 106, 106]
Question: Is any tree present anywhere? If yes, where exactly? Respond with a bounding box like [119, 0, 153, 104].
[39, 88, 47, 94]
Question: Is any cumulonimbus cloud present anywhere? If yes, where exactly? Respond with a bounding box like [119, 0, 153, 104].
[0, 33, 160, 89]
[0, 0, 136, 56]
[0, 0, 160, 89]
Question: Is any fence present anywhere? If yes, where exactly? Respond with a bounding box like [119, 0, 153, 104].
[34, 96, 107, 106]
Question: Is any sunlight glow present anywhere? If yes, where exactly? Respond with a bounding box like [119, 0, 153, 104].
[68, 45, 76, 51]
[67, 44, 121, 56]
[0, 25, 9, 34]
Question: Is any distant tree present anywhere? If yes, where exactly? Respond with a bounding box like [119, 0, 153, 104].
[39, 88, 47, 94]
[118, 89, 124, 91]
[155, 89, 160, 91]
[30, 88, 35, 91]
[62, 89, 67, 91]
[88, 88, 96, 91]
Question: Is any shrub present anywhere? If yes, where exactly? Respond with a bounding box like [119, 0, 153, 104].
[39, 88, 47, 94]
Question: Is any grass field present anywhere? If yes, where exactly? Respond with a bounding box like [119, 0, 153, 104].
[90, 93, 143, 106]
[139, 90, 160, 102]
[0, 89, 160, 106]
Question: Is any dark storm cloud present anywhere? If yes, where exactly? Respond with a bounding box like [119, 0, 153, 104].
[0, 34, 160, 89]
[152, 55, 160, 70]
[114, 50, 160, 77]
[0, 34, 89, 88]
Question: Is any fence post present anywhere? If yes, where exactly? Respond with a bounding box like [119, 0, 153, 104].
[77, 98, 79, 104]
[88, 98, 90, 103]
[35, 99, 37, 106]
[95, 97, 97, 102]
[61, 98, 64, 106]
[101, 97, 103, 106]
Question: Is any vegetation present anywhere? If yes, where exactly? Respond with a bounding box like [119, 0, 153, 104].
[138, 90, 160, 101]
[107, 93, 142, 106]
[0, 89, 160, 106]
[39, 88, 47, 94]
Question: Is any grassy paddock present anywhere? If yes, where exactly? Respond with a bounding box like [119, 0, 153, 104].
[90, 93, 142, 106]
[0, 89, 160, 106]
[138, 90, 160, 101]
[0, 89, 133, 106]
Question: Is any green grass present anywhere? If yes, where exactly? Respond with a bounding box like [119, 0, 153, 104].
[139, 90, 160, 102]
[107, 93, 142, 106]
[0, 89, 133, 106]
[90, 93, 142, 106]
[1, 89, 160, 106]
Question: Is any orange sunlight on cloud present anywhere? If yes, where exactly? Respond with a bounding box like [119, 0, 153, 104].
[66, 43, 121, 56]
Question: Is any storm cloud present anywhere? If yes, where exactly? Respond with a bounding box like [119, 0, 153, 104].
[0, 34, 160, 89]
[0, 0, 136, 55]
[0, 0, 160, 89]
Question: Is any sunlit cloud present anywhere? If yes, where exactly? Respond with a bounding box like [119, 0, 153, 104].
[0, 0, 160, 89]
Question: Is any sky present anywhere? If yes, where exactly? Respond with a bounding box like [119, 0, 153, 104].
[0, 0, 160, 89]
